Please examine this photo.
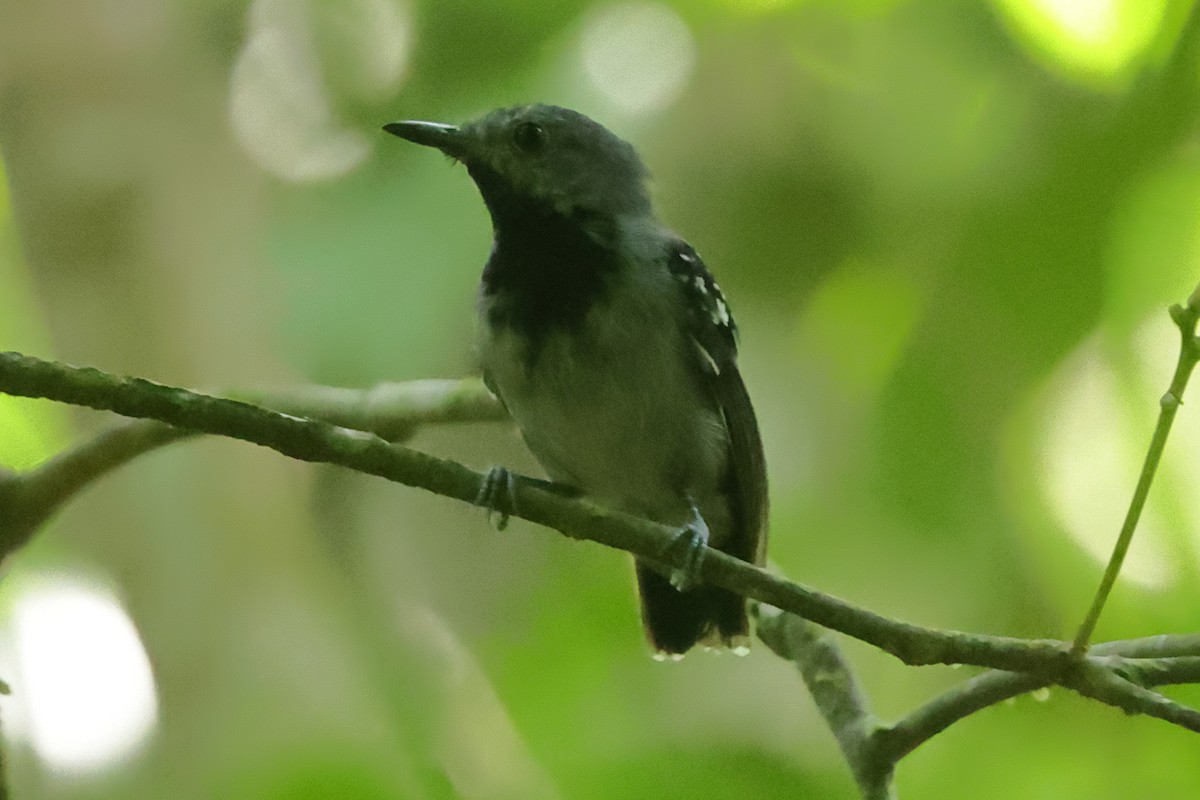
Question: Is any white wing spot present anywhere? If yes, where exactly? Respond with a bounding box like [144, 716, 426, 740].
[715, 299, 730, 325]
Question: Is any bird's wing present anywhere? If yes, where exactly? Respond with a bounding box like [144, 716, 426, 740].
[666, 241, 769, 565]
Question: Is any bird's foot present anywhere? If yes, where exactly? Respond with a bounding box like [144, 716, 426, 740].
[475, 465, 517, 530]
[475, 468, 581, 531]
[667, 504, 710, 592]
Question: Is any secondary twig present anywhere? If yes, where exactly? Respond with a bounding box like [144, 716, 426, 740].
[0, 377, 502, 554]
[0, 421, 189, 552]
[876, 635, 1200, 764]
[235, 379, 506, 441]
[760, 608, 1200, 797]
[756, 606, 895, 800]
[876, 670, 1044, 764]
[1072, 287, 1200, 652]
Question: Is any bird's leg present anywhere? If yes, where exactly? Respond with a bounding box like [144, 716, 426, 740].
[475, 466, 581, 530]
[667, 499, 710, 591]
[476, 466, 518, 530]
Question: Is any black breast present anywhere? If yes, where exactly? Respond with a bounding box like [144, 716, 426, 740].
[472, 165, 620, 353]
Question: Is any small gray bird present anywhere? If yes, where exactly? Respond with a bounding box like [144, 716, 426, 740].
[384, 104, 768, 656]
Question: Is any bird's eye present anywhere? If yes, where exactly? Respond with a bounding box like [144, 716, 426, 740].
[513, 121, 547, 153]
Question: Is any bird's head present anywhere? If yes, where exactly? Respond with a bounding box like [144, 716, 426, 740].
[384, 104, 651, 222]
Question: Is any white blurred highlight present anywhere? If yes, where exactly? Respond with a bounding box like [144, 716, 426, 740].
[1032, 0, 1119, 47]
[231, 27, 371, 182]
[993, 0, 1163, 82]
[335, 0, 414, 100]
[3, 575, 158, 771]
[580, 3, 696, 115]
[230, 0, 411, 182]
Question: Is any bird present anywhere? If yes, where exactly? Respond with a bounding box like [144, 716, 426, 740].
[383, 104, 768, 657]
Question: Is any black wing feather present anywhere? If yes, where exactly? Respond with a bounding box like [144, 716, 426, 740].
[667, 242, 769, 566]
[636, 240, 768, 653]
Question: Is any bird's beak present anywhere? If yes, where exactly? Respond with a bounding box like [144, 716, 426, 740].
[382, 120, 467, 159]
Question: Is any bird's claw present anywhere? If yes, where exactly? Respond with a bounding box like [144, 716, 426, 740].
[476, 465, 517, 530]
[668, 505, 710, 591]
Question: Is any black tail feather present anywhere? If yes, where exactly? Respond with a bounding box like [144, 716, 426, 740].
[636, 563, 748, 655]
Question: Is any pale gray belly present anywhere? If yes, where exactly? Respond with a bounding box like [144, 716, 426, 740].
[480, 317, 730, 533]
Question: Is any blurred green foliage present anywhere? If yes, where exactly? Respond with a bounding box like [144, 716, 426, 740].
[0, 165, 69, 469]
[2, 0, 1200, 798]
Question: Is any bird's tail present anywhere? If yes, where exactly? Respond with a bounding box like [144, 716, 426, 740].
[636, 563, 749, 657]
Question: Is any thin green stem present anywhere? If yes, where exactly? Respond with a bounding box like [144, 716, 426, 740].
[1072, 295, 1200, 653]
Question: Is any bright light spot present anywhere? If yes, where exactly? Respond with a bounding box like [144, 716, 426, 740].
[716, 0, 893, 12]
[3, 575, 158, 772]
[230, 0, 412, 181]
[580, 3, 696, 115]
[1040, 331, 1173, 587]
[992, 0, 1168, 84]
[230, 23, 369, 182]
[1038, 0, 1117, 46]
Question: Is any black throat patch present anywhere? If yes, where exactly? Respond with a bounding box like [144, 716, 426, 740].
[473, 164, 620, 357]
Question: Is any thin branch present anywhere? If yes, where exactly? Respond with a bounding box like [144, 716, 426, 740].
[235, 378, 506, 441]
[878, 635, 1200, 763]
[1072, 289, 1200, 651]
[2, 343, 1200, 770]
[1093, 633, 1200, 658]
[0, 377, 501, 553]
[0, 421, 189, 550]
[876, 670, 1044, 764]
[756, 606, 894, 800]
[1115, 655, 1200, 686]
[0, 350, 1078, 675]
[760, 608, 1200, 796]
[1067, 660, 1200, 731]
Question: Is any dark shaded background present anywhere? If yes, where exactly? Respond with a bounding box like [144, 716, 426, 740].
[2, 0, 1200, 797]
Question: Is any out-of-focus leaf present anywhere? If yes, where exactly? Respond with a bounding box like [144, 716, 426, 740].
[1106, 148, 1200, 337]
[991, 0, 1172, 86]
[223, 750, 412, 800]
[0, 161, 68, 469]
[797, 261, 923, 398]
[562, 747, 847, 800]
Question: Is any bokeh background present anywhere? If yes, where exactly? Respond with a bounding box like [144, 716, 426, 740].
[2, 0, 1200, 797]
